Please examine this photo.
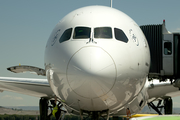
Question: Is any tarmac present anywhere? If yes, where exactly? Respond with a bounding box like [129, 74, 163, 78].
[130, 115, 180, 120]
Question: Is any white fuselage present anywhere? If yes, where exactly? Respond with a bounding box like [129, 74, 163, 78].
[44, 6, 150, 114]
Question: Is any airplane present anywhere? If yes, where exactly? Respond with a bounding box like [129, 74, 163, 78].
[0, 5, 180, 120]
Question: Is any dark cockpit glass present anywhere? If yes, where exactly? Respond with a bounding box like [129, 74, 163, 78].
[59, 28, 72, 43]
[114, 28, 128, 43]
[73, 27, 91, 39]
[94, 27, 112, 39]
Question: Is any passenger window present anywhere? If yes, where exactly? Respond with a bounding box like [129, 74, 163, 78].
[94, 27, 112, 39]
[59, 28, 72, 43]
[114, 28, 128, 43]
[164, 42, 172, 55]
[73, 27, 91, 39]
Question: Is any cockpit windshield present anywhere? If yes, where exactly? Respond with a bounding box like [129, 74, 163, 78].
[114, 28, 128, 43]
[94, 27, 112, 39]
[73, 27, 91, 39]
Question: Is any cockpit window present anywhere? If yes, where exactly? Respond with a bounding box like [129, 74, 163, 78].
[73, 27, 91, 39]
[94, 27, 112, 39]
[114, 28, 128, 43]
[59, 28, 72, 43]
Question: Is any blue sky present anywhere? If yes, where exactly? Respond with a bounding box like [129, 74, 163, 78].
[0, 0, 180, 107]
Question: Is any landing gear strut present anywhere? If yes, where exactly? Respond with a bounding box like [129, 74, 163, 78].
[148, 97, 173, 115]
[80, 109, 109, 120]
[148, 100, 163, 115]
[39, 97, 49, 120]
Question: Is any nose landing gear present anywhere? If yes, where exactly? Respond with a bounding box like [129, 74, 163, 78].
[80, 109, 110, 120]
[39, 97, 67, 120]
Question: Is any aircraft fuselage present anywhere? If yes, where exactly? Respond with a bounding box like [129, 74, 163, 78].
[44, 6, 150, 114]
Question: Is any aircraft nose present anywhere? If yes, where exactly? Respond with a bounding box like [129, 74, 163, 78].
[67, 46, 117, 99]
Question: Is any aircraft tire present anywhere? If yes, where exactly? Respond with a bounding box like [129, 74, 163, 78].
[164, 97, 172, 114]
[39, 97, 49, 120]
[112, 116, 119, 120]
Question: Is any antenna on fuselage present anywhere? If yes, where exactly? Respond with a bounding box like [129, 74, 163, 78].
[110, 0, 113, 8]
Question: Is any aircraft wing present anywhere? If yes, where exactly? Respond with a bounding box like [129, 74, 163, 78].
[0, 76, 79, 115]
[147, 80, 180, 101]
[0, 77, 53, 98]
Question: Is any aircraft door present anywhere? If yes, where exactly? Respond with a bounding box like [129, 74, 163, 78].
[163, 34, 174, 76]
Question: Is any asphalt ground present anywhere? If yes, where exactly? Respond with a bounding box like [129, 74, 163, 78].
[130, 115, 180, 120]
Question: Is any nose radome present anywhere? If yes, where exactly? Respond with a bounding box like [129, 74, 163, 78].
[67, 46, 117, 99]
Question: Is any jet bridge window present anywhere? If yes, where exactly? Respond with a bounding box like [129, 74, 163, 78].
[73, 27, 91, 39]
[59, 28, 72, 43]
[114, 28, 128, 43]
[94, 27, 112, 39]
[164, 42, 172, 55]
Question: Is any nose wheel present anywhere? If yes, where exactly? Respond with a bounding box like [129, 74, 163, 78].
[80, 109, 110, 120]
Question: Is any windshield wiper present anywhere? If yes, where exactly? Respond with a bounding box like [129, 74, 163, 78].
[86, 32, 97, 44]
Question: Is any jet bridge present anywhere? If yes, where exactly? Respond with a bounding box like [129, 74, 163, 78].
[140, 20, 180, 83]
[140, 21, 180, 115]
